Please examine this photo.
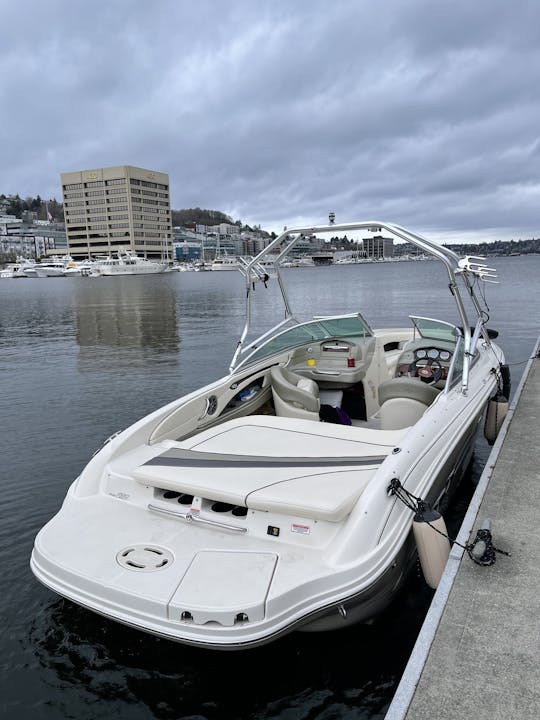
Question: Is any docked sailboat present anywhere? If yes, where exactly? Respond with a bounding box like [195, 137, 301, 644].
[31, 219, 507, 650]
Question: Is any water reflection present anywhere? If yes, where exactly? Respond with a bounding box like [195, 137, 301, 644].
[73, 278, 179, 355]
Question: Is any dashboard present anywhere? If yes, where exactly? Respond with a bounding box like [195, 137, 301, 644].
[396, 344, 454, 383]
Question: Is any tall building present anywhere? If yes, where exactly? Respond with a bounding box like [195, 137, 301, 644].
[60, 165, 172, 260]
[362, 235, 394, 259]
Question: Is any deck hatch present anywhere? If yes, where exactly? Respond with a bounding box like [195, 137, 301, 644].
[169, 551, 277, 626]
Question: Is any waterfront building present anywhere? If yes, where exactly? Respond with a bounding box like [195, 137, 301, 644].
[0, 222, 67, 258]
[60, 165, 172, 261]
[173, 228, 203, 262]
[362, 235, 394, 259]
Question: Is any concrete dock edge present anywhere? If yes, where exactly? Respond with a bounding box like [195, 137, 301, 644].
[384, 335, 540, 720]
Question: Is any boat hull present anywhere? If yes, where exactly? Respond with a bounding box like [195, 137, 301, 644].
[34, 267, 65, 277]
[97, 263, 168, 275]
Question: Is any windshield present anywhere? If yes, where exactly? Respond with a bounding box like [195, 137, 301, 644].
[410, 316, 461, 344]
[236, 314, 372, 369]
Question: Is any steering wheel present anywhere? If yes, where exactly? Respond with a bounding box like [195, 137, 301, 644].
[408, 359, 443, 384]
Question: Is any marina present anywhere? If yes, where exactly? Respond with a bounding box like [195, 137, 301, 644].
[0, 256, 538, 718]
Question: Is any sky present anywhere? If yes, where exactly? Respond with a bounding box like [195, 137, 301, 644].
[1, 0, 539, 243]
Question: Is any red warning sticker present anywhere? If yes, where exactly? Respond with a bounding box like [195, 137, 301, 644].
[291, 523, 310, 535]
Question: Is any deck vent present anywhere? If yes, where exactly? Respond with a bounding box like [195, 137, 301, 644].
[116, 544, 174, 572]
[178, 493, 194, 505]
[211, 502, 235, 513]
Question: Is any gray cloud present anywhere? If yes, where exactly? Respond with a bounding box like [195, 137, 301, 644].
[1, 0, 539, 241]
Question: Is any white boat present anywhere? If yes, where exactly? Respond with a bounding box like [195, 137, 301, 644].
[31, 219, 507, 650]
[210, 255, 240, 271]
[63, 260, 95, 277]
[0, 259, 37, 278]
[34, 257, 70, 277]
[92, 248, 169, 276]
[21, 264, 39, 278]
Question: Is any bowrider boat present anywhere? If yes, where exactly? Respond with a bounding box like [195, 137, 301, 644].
[31, 220, 507, 650]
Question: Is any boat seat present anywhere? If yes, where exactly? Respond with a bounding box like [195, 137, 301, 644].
[378, 377, 440, 431]
[270, 366, 321, 421]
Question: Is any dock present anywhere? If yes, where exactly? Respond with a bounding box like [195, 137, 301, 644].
[385, 338, 540, 720]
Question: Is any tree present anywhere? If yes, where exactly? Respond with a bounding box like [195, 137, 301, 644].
[171, 207, 234, 227]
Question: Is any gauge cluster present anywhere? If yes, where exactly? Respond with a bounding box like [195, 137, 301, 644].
[395, 344, 454, 384]
[415, 348, 452, 362]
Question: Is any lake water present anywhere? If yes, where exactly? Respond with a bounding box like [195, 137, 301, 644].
[1, 256, 538, 720]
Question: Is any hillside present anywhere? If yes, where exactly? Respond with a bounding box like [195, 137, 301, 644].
[1, 194, 255, 231]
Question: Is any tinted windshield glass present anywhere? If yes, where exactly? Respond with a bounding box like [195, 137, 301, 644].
[446, 336, 465, 388]
[411, 317, 459, 343]
[239, 315, 372, 368]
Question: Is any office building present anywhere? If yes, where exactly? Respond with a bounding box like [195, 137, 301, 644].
[61, 165, 172, 260]
[362, 235, 394, 259]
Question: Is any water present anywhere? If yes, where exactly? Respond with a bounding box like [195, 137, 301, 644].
[1, 257, 538, 719]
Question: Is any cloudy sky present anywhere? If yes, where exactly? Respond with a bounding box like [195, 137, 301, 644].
[1, 0, 539, 242]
